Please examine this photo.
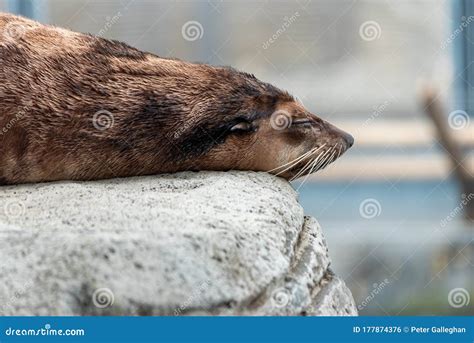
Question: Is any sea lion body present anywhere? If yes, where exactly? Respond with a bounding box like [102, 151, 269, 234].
[0, 13, 353, 185]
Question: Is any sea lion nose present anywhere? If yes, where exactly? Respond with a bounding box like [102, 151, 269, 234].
[321, 120, 354, 149]
[343, 132, 354, 148]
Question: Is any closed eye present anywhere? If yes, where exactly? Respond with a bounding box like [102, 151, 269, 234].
[230, 121, 254, 133]
[292, 118, 313, 126]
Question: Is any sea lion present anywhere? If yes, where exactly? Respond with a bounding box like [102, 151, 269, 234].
[0, 13, 353, 185]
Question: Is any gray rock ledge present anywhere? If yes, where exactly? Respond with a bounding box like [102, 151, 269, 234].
[0, 171, 357, 316]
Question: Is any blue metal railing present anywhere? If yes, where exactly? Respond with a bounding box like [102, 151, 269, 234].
[453, 0, 474, 115]
[7, 0, 47, 21]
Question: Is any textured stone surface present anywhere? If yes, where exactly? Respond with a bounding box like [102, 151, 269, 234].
[0, 171, 357, 316]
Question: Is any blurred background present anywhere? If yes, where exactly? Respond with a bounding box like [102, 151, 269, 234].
[1, 0, 472, 315]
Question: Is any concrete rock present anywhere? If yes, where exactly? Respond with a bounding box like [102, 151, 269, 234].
[0, 171, 357, 316]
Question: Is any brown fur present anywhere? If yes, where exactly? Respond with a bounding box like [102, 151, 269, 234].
[0, 13, 353, 185]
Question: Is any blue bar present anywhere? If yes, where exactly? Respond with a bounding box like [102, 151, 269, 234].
[0, 317, 473, 342]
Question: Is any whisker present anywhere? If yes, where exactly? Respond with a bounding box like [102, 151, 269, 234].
[289, 155, 316, 181]
[289, 146, 327, 180]
[266, 147, 316, 173]
[290, 147, 327, 181]
[272, 144, 326, 176]
[321, 149, 337, 170]
[295, 153, 322, 189]
[319, 152, 331, 171]
[290, 151, 319, 181]
[330, 147, 339, 164]
[313, 148, 332, 172]
[320, 153, 333, 171]
[273, 150, 315, 176]
[292, 143, 345, 188]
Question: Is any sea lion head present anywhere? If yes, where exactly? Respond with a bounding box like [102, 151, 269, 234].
[0, 12, 353, 184]
[175, 68, 354, 180]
